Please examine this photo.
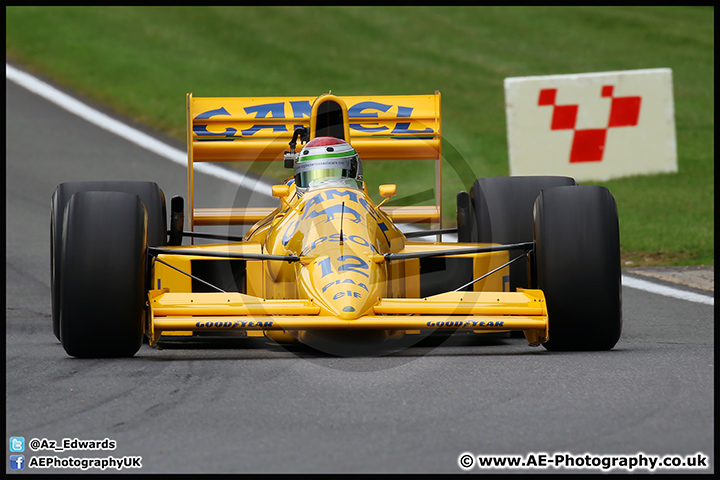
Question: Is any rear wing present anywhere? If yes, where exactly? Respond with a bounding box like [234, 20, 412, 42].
[187, 92, 442, 230]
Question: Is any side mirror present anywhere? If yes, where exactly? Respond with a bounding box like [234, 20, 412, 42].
[272, 185, 290, 198]
[272, 184, 300, 214]
[379, 184, 397, 198]
[377, 184, 397, 207]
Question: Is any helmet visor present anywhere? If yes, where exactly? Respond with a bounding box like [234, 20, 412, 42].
[296, 168, 357, 189]
[295, 155, 357, 188]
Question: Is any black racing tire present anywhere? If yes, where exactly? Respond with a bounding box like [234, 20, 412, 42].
[534, 185, 622, 351]
[51, 181, 166, 340]
[470, 176, 577, 291]
[60, 191, 148, 358]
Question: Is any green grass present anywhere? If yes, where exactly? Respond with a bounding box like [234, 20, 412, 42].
[6, 6, 713, 266]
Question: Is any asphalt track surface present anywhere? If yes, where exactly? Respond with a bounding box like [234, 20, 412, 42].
[5, 72, 714, 474]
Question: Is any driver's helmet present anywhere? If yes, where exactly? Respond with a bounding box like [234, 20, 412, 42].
[294, 137, 363, 194]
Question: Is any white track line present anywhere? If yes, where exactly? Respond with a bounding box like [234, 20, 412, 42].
[5, 63, 274, 197]
[622, 275, 713, 306]
[7, 63, 713, 306]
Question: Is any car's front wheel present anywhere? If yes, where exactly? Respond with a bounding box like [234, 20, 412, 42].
[51, 181, 166, 340]
[59, 191, 148, 358]
[534, 185, 622, 351]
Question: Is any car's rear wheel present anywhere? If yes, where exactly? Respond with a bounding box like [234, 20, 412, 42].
[468, 176, 577, 291]
[534, 185, 622, 351]
[59, 191, 148, 358]
[51, 181, 166, 340]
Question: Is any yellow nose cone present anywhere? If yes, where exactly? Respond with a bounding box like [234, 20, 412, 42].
[299, 255, 382, 321]
[331, 291, 370, 320]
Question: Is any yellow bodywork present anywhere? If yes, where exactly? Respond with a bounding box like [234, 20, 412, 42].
[149, 92, 549, 350]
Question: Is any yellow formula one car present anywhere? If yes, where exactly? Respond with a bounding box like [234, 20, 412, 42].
[51, 92, 621, 357]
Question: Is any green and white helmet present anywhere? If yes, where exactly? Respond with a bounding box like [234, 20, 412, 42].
[294, 137, 363, 194]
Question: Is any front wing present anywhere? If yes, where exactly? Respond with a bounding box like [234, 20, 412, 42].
[148, 289, 549, 347]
